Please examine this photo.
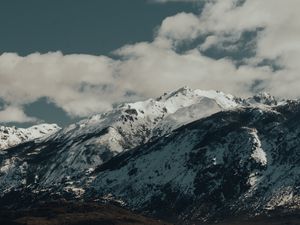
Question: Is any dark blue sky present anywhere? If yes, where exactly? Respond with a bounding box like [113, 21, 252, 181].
[0, 0, 202, 127]
[0, 0, 200, 56]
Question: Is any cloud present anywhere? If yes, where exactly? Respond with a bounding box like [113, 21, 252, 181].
[114, 41, 270, 97]
[193, 0, 300, 96]
[0, 106, 36, 123]
[1, 47, 268, 123]
[158, 13, 201, 43]
[0, 52, 119, 118]
[1, 0, 300, 123]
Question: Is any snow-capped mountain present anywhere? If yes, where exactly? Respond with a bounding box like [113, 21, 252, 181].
[0, 123, 60, 150]
[86, 105, 300, 223]
[0, 87, 243, 187]
[0, 87, 298, 224]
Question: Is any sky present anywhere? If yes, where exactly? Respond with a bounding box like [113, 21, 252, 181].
[0, 0, 300, 127]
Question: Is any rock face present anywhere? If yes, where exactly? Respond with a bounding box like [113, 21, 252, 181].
[0, 87, 299, 224]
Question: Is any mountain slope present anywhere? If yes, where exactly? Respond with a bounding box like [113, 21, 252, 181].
[85, 104, 300, 223]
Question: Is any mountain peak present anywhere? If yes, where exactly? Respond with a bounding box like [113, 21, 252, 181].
[168, 86, 193, 96]
[0, 123, 60, 150]
[247, 92, 278, 106]
[156, 86, 193, 101]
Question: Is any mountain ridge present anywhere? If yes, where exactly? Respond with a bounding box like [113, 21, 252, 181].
[0, 123, 60, 151]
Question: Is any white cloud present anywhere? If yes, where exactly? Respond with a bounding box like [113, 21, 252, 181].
[1, 0, 300, 123]
[158, 13, 201, 44]
[0, 52, 119, 118]
[194, 0, 300, 97]
[0, 106, 36, 123]
[115, 41, 269, 97]
[200, 35, 218, 51]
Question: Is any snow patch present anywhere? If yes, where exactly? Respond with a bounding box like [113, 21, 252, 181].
[249, 129, 267, 166]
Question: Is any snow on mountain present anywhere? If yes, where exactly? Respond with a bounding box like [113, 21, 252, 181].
[1, 87, 296, 224]
[0, 124, 60, 150]
[1, 87, 240, 186]
[0, 87, 278, 189]
[86, 104, 299, 223]
[1, 87, 269, 156]
[57, 86, 239, 143]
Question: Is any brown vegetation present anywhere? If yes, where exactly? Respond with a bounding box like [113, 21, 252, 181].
[0, 201, 171, 225]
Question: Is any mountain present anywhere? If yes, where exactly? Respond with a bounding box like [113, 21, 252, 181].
[0, 87, 243, 190]
[87, 105, 300, 223]
[0, 87, 299, 224]
[0, 123, 60, 150]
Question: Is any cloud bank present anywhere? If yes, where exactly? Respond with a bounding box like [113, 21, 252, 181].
[1, 0, 300, 122]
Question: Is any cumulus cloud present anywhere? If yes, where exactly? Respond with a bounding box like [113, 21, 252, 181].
[194, 0, 300, 96]
[1, 0, 300, 123]
[158, 13, 202, 43]
[0, 52, 120, 118]
[114, 41, 270, 97]
[0, 106, 36, 123]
